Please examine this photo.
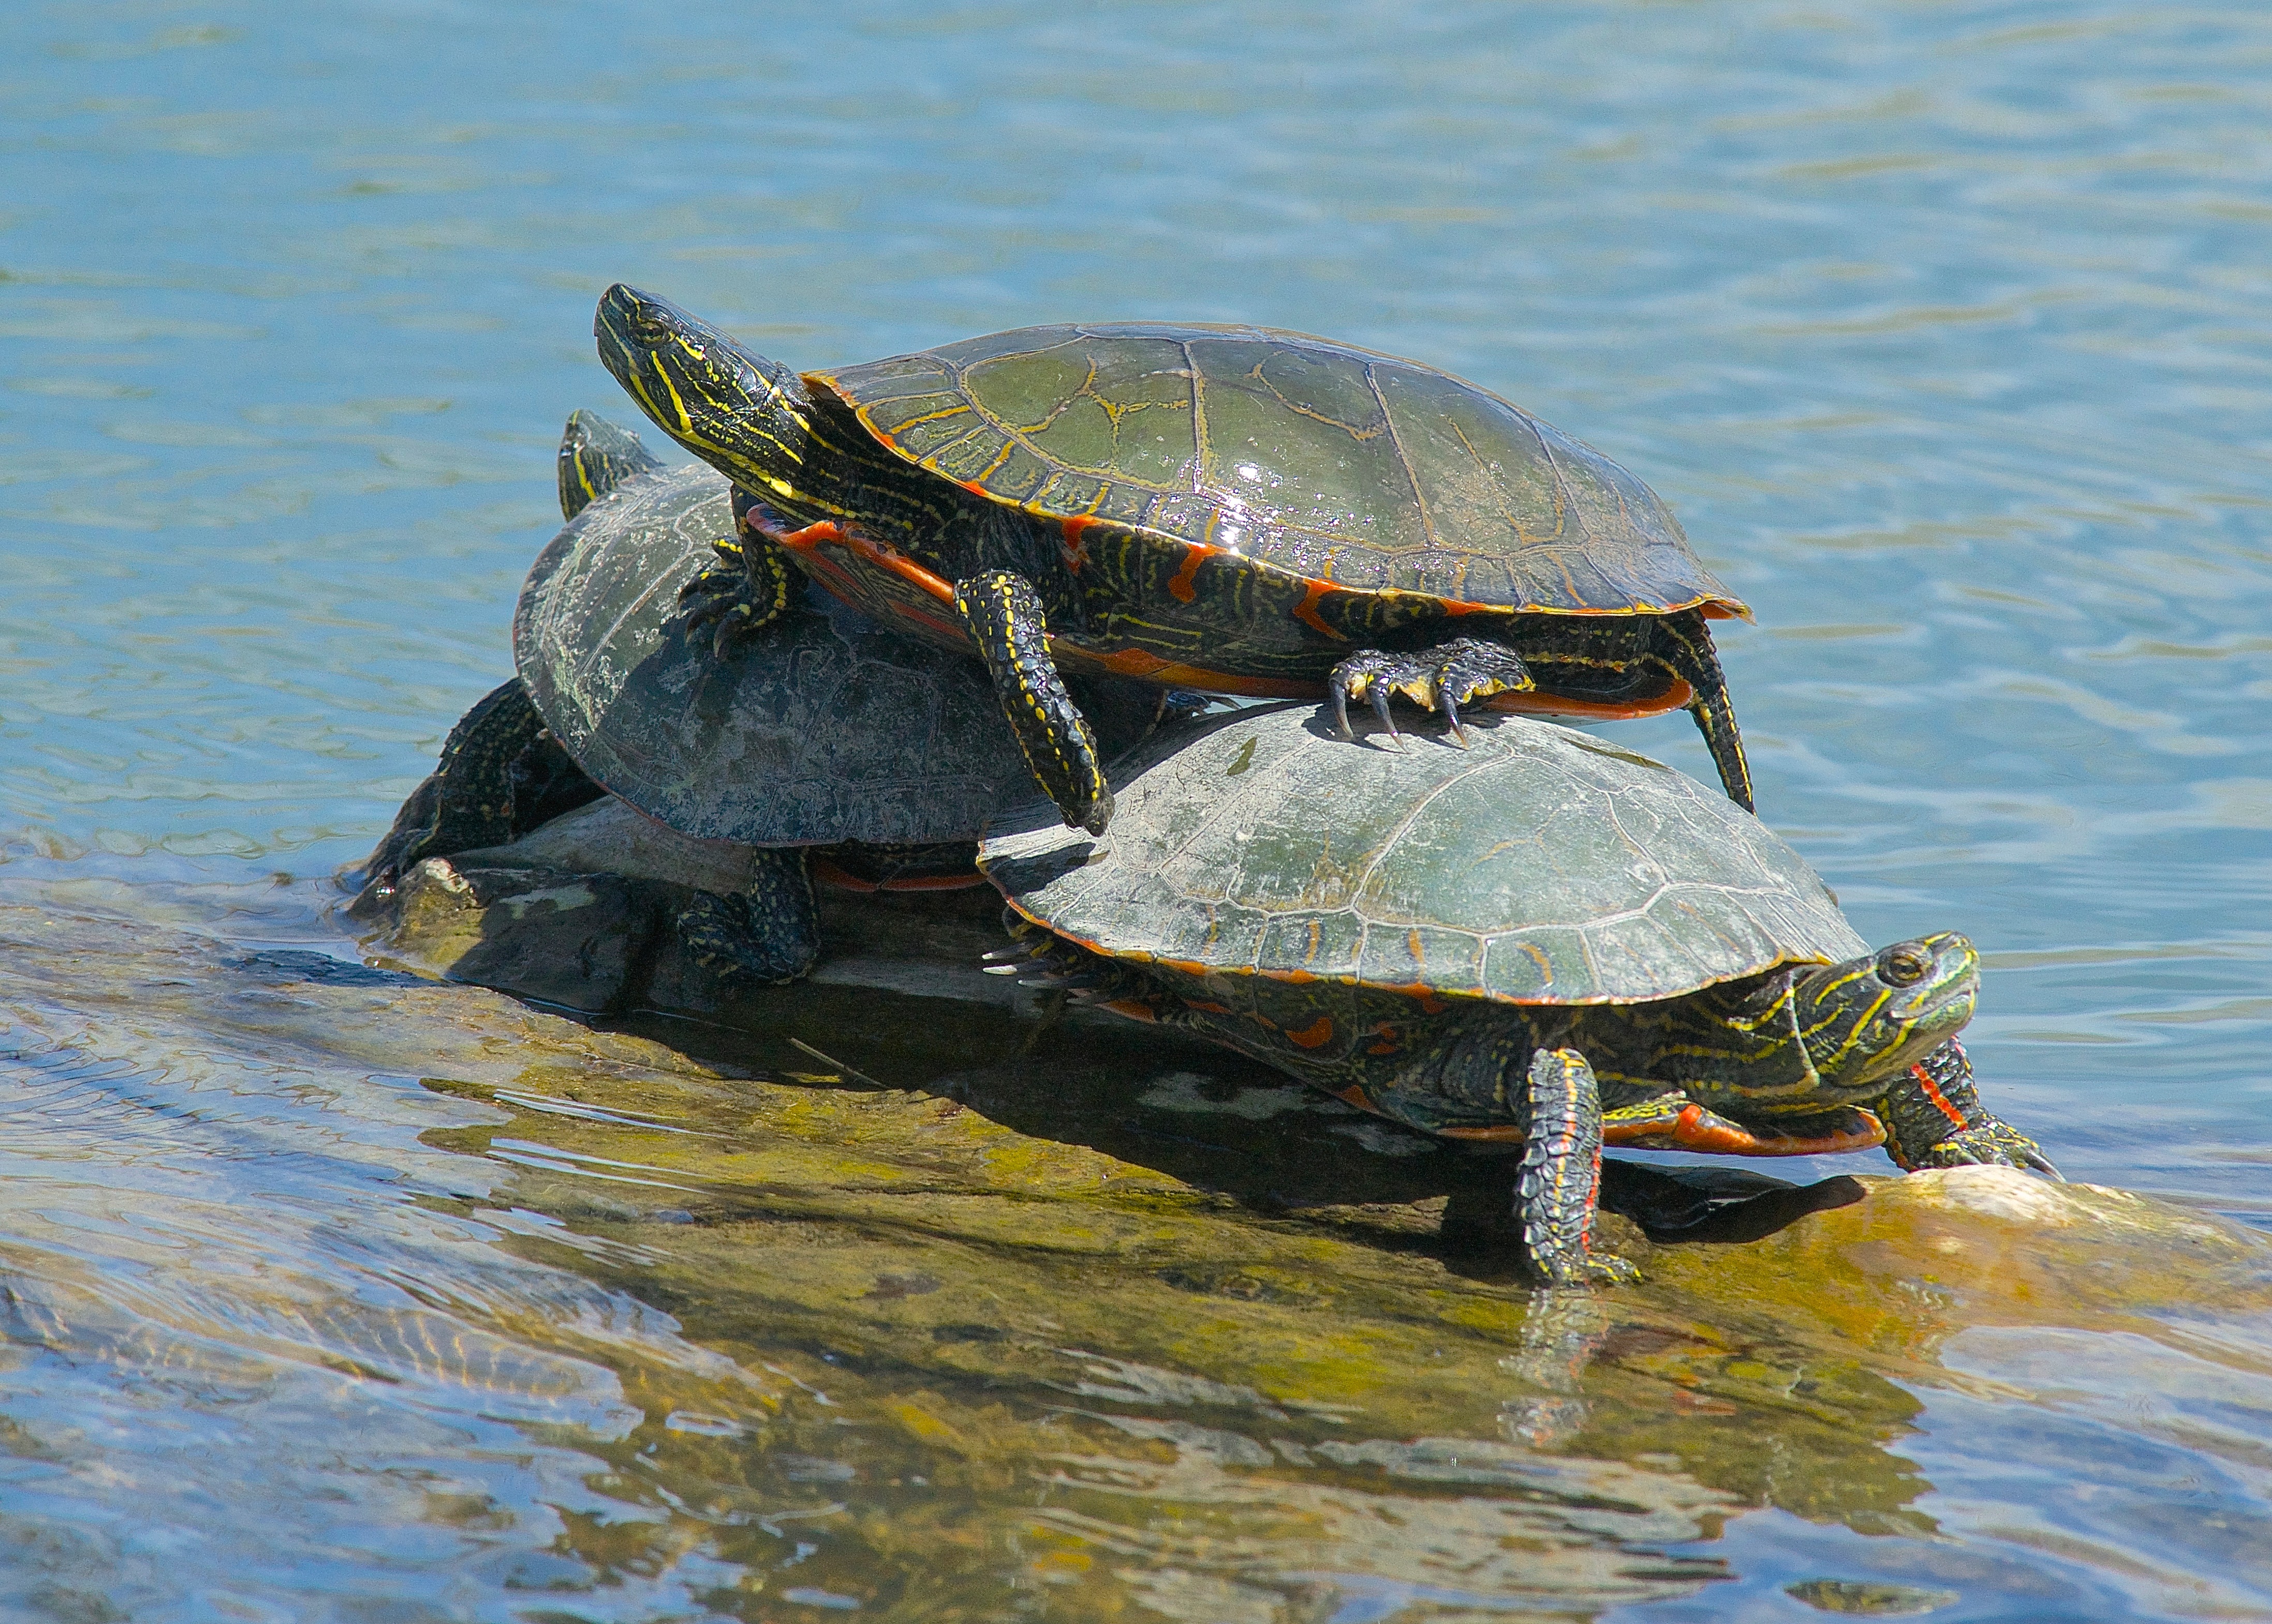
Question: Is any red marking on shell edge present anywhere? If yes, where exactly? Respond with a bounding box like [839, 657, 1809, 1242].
[1053, 642, 1319, 697]
[1100, 998, 1158, 1023]
[781, 522, 959, 608]
[1334, 1083, 1377, 1113]
[1183, 999, 1232, 1014]
[1484, 678, 1695, 723]
[808, 857, 981, 894]
[1287, 1016, 1334, 1049]
[1910, 1060, 1970, 1130]
[1434, 1124, 1527, 1142]
[1664, 1103, 1887, 1157]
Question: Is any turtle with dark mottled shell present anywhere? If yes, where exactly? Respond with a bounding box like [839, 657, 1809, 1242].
[593, 287, 1756, 839]
[365, 411, 1162, 984]
[979, 704, 2054, 1285]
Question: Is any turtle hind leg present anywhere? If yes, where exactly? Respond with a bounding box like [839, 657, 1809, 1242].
[1518, 1047, 1640, 1286]
[677, 489, 799, 660]
[364, 677, 548, 892]
[1653, 610, 1754, 814]
[953, 569, 1113, 835]
[1879, 1037, 2062, 1179]
[680, 848, 820, 986]
[1328, 639, 1535, 744]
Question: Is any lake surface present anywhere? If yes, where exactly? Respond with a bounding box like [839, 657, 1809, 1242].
[3, 1, 2269, 1619]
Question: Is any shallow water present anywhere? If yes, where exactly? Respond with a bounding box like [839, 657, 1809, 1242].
[3, 1, 2270, 1619]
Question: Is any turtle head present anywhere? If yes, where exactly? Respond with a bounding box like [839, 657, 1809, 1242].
[1788, 932, 1978, 1096]
[593, 284, 815, 499]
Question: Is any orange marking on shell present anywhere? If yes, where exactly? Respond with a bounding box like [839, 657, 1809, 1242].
[1910, 1060, 1970, 1130]
[1333, 1083, 1376, 1113]
[1483, 678, 1696, 722]
[1167, 542, 1212, 604]
[1100, 998, 1159, 1023]
[1367, 1041, 1399, 1055]
[1293, 578, 1341, 639]
[1287, 1016, 1334, 1049]
[1060, 514, 1103, 570]
[1435, 1124, 1528, 1142]
[1183, 999, 1232, 1014]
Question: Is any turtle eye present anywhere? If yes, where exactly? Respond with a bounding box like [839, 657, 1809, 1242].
[1879, 944, 1934, 986]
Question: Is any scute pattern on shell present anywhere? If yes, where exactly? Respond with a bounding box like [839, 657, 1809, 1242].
[513, 462, 1083, 845]
[819, 322, 1740, 616]
[981, 704, 1866, 1007]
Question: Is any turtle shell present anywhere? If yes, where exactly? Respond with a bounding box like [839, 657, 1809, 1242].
[980, 704, 1863, 1007]
[815, 324, 1743, 617]
[514, 460, 1159, 846]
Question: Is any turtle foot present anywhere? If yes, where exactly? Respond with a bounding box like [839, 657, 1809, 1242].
[1914, 1120, 2063, 1181]
[678, 851, 819, 987]
[677, 498, 798, 659]
[1329, 639, 1534, 744]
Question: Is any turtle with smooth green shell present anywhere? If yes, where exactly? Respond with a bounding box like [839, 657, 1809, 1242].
[365, 411, 1164, 986]
[593, 286, 1756, 841]
[978, 704, 2054, 1285]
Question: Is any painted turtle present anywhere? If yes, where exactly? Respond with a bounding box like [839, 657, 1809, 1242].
[593, 287, 1755, 839]
[367, 411, 1162, 984]
[979, 704, 2053, 1285]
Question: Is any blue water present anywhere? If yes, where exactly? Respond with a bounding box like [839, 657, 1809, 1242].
[4, 1, 2270, 1618]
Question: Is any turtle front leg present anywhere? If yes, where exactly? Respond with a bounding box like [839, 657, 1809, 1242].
[1877, 1037, 2062, 1179]
[364, 677, 551, 892]
[1329, 639, 1535, 745]
[677, 488, 799, 660]
[953, 569, 1114, 835]
[1651, 610, 1755, 814]
[678, 847, 821, 986]
[1518, 1047, 1640, 1286]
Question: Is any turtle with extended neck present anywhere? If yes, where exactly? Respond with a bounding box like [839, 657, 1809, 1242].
[979, 702, 2055, 1285]
[593, 286, 1757, 836]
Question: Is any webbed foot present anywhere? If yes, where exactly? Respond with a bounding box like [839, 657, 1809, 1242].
[678, 848, 819, 986]
[1517, 1047, 1635, 1287]
[954, 569, 1113, 834]
[1329, 638, 1534, 745]
[676, 490, 798, 661]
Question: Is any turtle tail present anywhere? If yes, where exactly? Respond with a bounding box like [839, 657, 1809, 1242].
[1658, 610, 1755, 814]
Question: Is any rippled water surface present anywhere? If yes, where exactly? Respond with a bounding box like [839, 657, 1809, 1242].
[4, 1, 2270, 1619]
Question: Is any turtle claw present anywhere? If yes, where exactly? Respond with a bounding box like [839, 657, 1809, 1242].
[1329, 640, 1533, 746]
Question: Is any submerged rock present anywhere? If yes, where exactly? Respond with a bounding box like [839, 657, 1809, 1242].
[6, 879, 2269, 1616]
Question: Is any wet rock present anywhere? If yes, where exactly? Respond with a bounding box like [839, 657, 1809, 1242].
[351, 795, 1019, 1018]
[380, 858, 661, 1014]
